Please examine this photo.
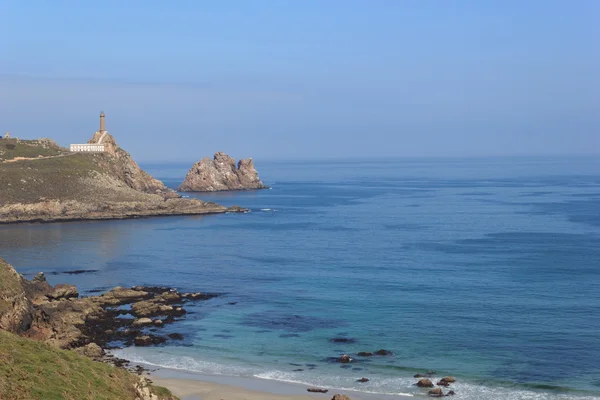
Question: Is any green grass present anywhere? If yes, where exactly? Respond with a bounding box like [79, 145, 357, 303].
[0, 330, 177, 400]
[0, 140, 65, 161]
[0, 153, 104, 204]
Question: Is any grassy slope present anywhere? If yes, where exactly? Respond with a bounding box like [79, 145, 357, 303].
[0, 154, 104, 204]
[0, 140, 65, 161]
[0, 153, 162, 205]
[0, 330, 176, 400]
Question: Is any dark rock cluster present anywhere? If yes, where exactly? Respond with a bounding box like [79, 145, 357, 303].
[0, 259, 218, 372]
[413, 371, 457, 397]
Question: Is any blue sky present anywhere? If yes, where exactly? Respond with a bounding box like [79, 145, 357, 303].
[1, 0, 598, 161]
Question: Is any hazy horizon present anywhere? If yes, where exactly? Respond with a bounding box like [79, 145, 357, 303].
[1, 1, 598, 162]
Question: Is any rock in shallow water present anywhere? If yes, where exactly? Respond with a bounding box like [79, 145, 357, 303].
[428, 387, 444, 397]
[132, 318, 153, 327]
[307, 388, 328, 393]
[337, 354, 353, 363]
[330, 337, 357, 343]
[416, 378, 434, 388]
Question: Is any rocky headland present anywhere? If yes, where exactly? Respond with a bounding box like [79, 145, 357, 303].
[0, 257, 180, 399]
[178, 152, 267, 192]
[0, 136, 246, 224]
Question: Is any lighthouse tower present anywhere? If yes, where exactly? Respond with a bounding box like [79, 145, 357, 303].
[99, 111, 106, 134]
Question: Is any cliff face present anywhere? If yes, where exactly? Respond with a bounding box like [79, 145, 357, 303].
[178, 152, 267, 192]
[0, 258, 34, 334]
[88, 133, 167, 194]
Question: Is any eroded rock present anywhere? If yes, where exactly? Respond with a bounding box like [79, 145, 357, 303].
[47, 284, 79, 300]
[178, 152, 267, 192]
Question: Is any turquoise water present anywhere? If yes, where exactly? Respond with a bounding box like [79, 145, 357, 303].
[1, 157, 599, 399]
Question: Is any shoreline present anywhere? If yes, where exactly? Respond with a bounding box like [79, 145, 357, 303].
[148, 366, 410, 400]
[0, 205, 248, 225]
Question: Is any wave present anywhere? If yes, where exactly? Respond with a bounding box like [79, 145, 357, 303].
[111, 348, 600, 400]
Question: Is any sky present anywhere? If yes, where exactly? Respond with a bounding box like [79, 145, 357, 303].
[1, 0, 599, 162]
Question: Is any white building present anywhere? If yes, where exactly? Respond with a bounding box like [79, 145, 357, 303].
[70, 143, 105, 152]
[70, 111, 108, 153]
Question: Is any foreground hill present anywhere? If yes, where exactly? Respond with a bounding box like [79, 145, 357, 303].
[0, 135, 243, 223]
[0, 330, 177, 400]
[0, 258, 177, 400]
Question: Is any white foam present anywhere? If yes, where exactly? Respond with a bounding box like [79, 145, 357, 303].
[255, 371, 414, 397]
[111, 348, 600, 400]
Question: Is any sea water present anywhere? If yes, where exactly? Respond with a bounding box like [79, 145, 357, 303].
[1, 156, 599, 399]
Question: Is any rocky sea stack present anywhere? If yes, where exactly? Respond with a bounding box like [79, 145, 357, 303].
[178, 152, 267, 192]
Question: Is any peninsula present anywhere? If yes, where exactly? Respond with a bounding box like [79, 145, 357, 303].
[0, 113, 245, 224]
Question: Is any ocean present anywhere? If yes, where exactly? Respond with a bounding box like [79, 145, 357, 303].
[1, 156, 599, 399]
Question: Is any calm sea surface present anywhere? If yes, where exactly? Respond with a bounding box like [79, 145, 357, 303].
[1, 157, 599, 399]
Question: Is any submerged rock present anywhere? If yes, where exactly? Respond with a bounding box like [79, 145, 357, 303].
[134, 335, 166, 346]
[357, 377, 369, 383]
[167, 333, 184, 340]
[374, 349, 393, 356]
[178, 152, 267, 192]
[337, 354, 353, 363]
[357, 351, 373, 357]
[307, 388, 328, 393]
[330, 337, 357, 343]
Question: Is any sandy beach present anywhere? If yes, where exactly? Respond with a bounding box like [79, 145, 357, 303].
[151, 377, 323, 400]
[149, 368, 403, 400]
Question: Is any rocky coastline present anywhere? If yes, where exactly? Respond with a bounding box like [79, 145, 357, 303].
[0, 136, 248, 224]
[178, 152, 267, 192]
[0, 256, 461, 399]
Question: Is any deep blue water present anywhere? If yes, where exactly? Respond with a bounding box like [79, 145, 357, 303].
[1, 156, 599, 399]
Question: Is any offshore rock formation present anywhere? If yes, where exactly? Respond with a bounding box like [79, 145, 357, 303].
[178, 152, 267, 192]
[0, 134, 246, 223]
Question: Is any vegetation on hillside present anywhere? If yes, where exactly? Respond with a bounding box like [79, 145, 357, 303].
[0, 139, 66, 161]
[0, 330, 177, 400]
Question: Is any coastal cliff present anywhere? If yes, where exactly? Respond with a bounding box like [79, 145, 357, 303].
[178, 152, 267, 192]
[0, 135, 244, 223]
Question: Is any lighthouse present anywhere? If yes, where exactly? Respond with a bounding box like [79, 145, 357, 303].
[99, 111, 106, 133]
